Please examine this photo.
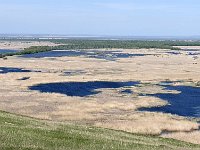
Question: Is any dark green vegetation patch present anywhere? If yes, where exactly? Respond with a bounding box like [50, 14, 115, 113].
[1, 40, 200, 58]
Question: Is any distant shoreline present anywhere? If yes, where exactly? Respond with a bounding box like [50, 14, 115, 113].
[1, 34, 200, 40]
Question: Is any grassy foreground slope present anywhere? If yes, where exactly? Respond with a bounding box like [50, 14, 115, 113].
[0, 111, 200, 150]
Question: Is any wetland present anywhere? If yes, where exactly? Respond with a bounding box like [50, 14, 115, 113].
[0, 40, 200, 144]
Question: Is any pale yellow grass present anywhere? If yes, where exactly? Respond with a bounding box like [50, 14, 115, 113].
[0, 41, 60, 50]
[0, 47, 200, 144]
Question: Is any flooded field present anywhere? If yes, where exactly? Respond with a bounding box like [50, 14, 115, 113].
[139, 83, 200, 117]
[30, 80, 200, 117]
[29, 81, 139, 97]
[21, 49, 147, 61]
[0, 46, 200, 144]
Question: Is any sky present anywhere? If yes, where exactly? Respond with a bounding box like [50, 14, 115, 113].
[0, 0, 200, 36]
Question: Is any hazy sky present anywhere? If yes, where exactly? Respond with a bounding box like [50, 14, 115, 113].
[0, 0, 200, 36]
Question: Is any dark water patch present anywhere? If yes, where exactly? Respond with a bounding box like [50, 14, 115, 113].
[21, 50, 147, 61]
[139, 85, 200, 118]
[0, 67, 32, 74]
[0, 49, 19, 54]
[62, 70, 86, 76]
[88, 51, 146, 61]
[17, 77, 30, 80]
[166, 52, 181, 55]
[29, 81, 139, 97]
[182, 49, 200, 51]
[187, 52, 200, 56]
[121, 89, 133, 94]
[21, 50, 86, 58]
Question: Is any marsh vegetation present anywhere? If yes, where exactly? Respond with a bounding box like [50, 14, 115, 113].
[1, 39, 200, 58]
[0, 40, 200, 145]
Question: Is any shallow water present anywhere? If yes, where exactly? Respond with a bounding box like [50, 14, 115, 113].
[0, 49, 19, 54]
[29, 81, 139, 97]
[166, 52, 181, 55]
[121, 89, 133, 94]
[187, 52, 200, 56]
[0, 67, 32, 74]
[21, 50, 147, 61]
[29, 80, 200, 117]
[62, 70, 86, 76]
[139, 84, 200, 118]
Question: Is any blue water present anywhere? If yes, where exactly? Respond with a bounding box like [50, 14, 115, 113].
[29, 80, 200, 117]
[0, 67, 42, 74]
[21, 50, 147, 61]
[0, 49, 19, 54]
[139, 85, 200, 118]
[0, 67, 32, 74]
[121, 89, 133, 94]
[29, 81, 139, 97]
[187, 52, 200, 56]
[167, 52, 181, 55]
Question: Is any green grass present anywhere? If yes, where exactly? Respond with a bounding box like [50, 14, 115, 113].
[0, 111, 200, 150]
[0, 46, 53, 58]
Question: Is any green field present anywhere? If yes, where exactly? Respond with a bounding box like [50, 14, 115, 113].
[0, 111, 200, 150]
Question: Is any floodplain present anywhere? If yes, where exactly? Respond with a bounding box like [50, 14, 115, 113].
[0, 40, 200, 146]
